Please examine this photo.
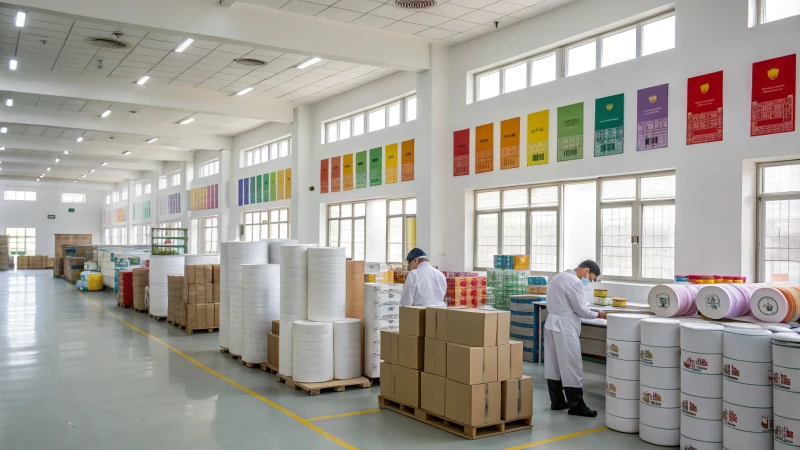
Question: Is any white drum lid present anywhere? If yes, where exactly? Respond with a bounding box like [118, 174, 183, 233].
[641, 317, 681, 346]
[681, 322, 724, 354]
[607, 314, 652, 341]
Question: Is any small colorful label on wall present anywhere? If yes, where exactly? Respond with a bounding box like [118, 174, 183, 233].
[256, 175, 263, 203]
[343, 153, 354, 191]
[385, 144, 398, 184]
[453, 129, 470, 176]
[269, 172, 277, 201]
[238, 179, 243, 206]
[751, 54, 796, 136]
[687, 70, 723, 145]
[277, 169, 285, 200]
[264, 172, 270, 201]
[285, 168, 292, 199]
[557, 103, 584, 161]
[594, 93, 624, 157]
[527, 110, 549, 166]
[356, 150, 367, 188]
[500, 117, 520, 170]
[637, 84, 669, 151]
[331, 156, 341, 192]
[475, 123, 494, 173]
[369, 147, 382, 186]
[401, 139, 414, 182]
[320, 159, 329, 194]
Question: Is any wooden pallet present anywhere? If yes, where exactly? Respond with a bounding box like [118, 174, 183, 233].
[260, 362, 279, 374]
[132, 307, 147, 313]
[277, 373, 372, 396]
[378, 396, 532, 440]
[149, 313, 166, 322]
[185, 326, 218, 335]
[117, 303, 133, 309]
[240, 359, 264, 369]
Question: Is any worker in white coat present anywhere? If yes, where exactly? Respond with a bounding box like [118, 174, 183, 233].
[544, 260, 606, 417]
[400, 248, 446, 307]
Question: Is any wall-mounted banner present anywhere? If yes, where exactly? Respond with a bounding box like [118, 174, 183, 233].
[500, 117, 521, 170]
[277, 169, 285, 200]
[285, 168, 292, 199]
[401, 139, 415, 182]
[356, 150, 367, 188]
[331, 156, 341, 192]
[751, 54, 796, 136]
[385, 144, 398, 184]
[238, 179, 243, 206]
[159, 193, 181, 215]
[320, 159, 329, 194]
[475, 123, 494, 173]
[190, 184, 218, 211]
[527, 110, 549, 166]
[269, 171, 277, 201]
[132, 200, 151, 220]
[114, 207, 127, 223]
[343, 153, 354, 190]
[637, 84, 669, 151]
[369, 147, 382, 186]
[594, 93, 624, 157]
[263, 173, 270, 202]
[453, 129, 470, 176]
[557, 103, 584, 161]
[687, 70, 723, 145]
[256, 176, 263, 203]
[250, 176, 256, 204]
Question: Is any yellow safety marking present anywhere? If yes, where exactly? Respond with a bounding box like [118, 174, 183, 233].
[79, 292, 358, 450]
[307, 409, 381, 422]
[504, 427, 607, 449]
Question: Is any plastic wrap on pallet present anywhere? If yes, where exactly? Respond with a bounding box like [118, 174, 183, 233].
[227, 241, 268, 356]
[307, 247, 347, 322]
[148, 255, 185, 317]
[241, 263, 280, 364]
[279, 244, 310, 377]
[363, 283, 402, 377]
[333, 318, 361, 380]
[219, 242, 230, 349]
[293, 320, 334, 383]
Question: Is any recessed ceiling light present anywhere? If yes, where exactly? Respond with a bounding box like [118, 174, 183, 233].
[146, 137, 158, 144]
[178, 117, 194, 125]
[36, 178, 40, 182]
[5, 98, 12, 107]
[174, 38, 194, 53]
[0, 147, 4, 150]
[136, 75, 150, 85]
[15, 11, 26, 27]
[46, 167, 50, 171]
[122, 151, 132, 155]
[101, 110, 111, 118]
[297, 57, 321, 69]
[236, 87, 254, 96]
[73, 180, 77, 183]
[55, 157, 60, 162]
[64, 150, 69, 154]
[0, 126, 6, 133]
[9, 59, 17, 71]
[81, 174, 86, 178]
[76, 136, 83, 142]
[41, 173, 45, 177]
[101, 162, 108, 166]
[90, 169, 96, 173]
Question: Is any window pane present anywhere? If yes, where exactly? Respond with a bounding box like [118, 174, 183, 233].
[763, 164, 800, 194]
[642, 15, 676, 56]
[270, 210, 279, 221]
[476, 213, 499, 268]
[279, 209, 288, 221]
[530, 53, 556, 87]
[763, 199, 800, 282]
[262, 147, 269, 162]
[354, 218, 365, 260]
[253, 149, 261, 164]
[329, 220, 339, 247]
[340, 219, 353, 259]
[341, 204, 352, 217]
[503, 189, 528, 208]
[503, 62, 527, 93]
[601, 207, 633, 277]
[641, 204, 675, 280]
[339, 119, 351, 140]
[405, 198, 417, 214]
[330, 205, 340, 218]
[368, 108, 386, 132]
[531, 210, 558, 272]
[270, 143, 278, 160]
[531, 186, 559, 207]
[502, 211, 526, 256]
[764, 0, 800, 22]
[389, 200, 403, 215]
[405, 216, 416, 254]
[567, 40, 596, 77]
[476, 191, 501, 210]
[327, 122, 338, 143]
[477, 70, 500, 101]
[388, 217, 404, 263]
[640, 175, 676, 200]
[602, 178, 636, 202]
[388, 103, 401, 127]
[406, 97, 417, 121]
[601, 28, 636, 67]
[279, 140, 289, 157]
[354, 202, 366, 217]
[353, 114, 365, 136]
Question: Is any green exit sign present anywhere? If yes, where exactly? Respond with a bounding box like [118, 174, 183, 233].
[68, 208, 75, 213]
[47, 215, 55, 219]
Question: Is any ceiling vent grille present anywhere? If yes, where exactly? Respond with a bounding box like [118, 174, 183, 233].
[86, 37, 131, 49]
[234, 58, 267, 66]
[394, 0, 436, 9]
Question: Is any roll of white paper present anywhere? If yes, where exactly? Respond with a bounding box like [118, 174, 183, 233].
[722, 324, 773, 413]
[606, 313, 649, 433]
[279, 244, 310, 377]
[219, 242, 230, 349]
[266, 239, 298, 265]
[606, 376, 639, 400]
[148, 255, 185, 317]
[307, 247, 347, 322]
[681, 392, 723, 445]
[750, 287, 799, 323]
[773, 332, 800, 422]
[333, 318, 361, 380]
[774, 413, 800, 449]
[639, 387, 680, 446]
[681, 322, 724, 446]
[293, 320, 334, 383]
[607, 314, 651, 341]
[227, 241, 268, 356]
[184, 254, 220, 265]
[680, 433, 722, 450]
[241, 264, 280, 364]
[639, 318, 681, 446]
[649, 284, 701, 318]
[722, 401, 773, 449]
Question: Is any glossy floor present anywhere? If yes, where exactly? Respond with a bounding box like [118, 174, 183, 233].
[0, 270, 659, 449]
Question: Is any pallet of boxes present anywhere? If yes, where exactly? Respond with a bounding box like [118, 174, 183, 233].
[132, 268, 149, 312]
[0, 236, 9, 271]
[178, 264, 220, 335]
[379, 306, 531, 440]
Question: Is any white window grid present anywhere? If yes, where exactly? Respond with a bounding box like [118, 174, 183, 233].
[203, 216, 219, 254]
[135, 183, 143, 197]
[111, 227, 127, 245]
[3, 191, 36, 201]
[199, 159, 220, 178]
[159, 176, 167, 190]
[131, 225, 151, 245]
[121, 189, 128, 201]
[327, 202, 366, 260]
[104, 228, 110, 245]
[170, 172, 181, 187]
[159, 221, 183, 239]
[757, 161, 800, 283]
[323, 93, 417, 144]
[106, 195, 110, 205]
[386, 197, 417, 264]
[112, 191, 120, 202]
[6, 227, 35, 255]
[242, 137, 292, 168]
[242, 208, 290, 241]
[61, 193, 85, 203]
[758, 0, 800, 24]
[145, 182, 151, 194]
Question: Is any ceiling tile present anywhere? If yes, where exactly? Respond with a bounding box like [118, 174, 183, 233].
[138, 38, 177, 51]
[384, 21, 428, 34]
[316, 7, 362, 22]
[416, 27, 457, 39]
[482, 0, 526, 14]
[505, 0, 546, 5]
[191, 39, 222, 50]
[143, 32, 183, 44]
[281, 0, 329, 15]
[370, 4, 415, 20]
[332, 0, 383, 13]
[438, 19, 478, 32]
[131, 46, 169, 58]
[217, 43, 254, 55]
[449, 0, 497, 8]
[351, 14, 395, 28]
[170, 80, 200, 87]
[404, 12, 450, 26]
[495, 15, 521, 27]
[426, 3, 474, 18]
[247, 48, 283, 59]
[459, 9, 503, 23]
[304, 0, 338, 5]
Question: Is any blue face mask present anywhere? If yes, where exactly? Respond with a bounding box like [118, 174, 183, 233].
[581, 276, 591, 287]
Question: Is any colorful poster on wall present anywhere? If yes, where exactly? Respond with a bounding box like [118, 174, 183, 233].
[256, 175, 263, 203]
[527, 110, 549, 166]
[285, 168, 292, 199]
[637, 84, 669, 151]
[356, 151, 367, 188]
[401, 139, 415, 182]
[238, 179, 243, 206]
[331, 156, 341, 192]
[343, 153, 354, 191]
[369, 147, 382, 186]
[453, 129, 470, 176]
[475, 123, 494, 173]
[243, 178, 250, 205]
[250, 176, 256, 204]
[277, 169, 285, 200]
[269, 172, 277, 201]
[385, 144, 398, 184]
[594, 93, 624, 157]
[556, 103, 584, 161]
[320, 159, 329, 194]
[687, 71, 723, 145]
[500, 118, 520, 170]
[263, 173, 270, 202]
[751, 54, 796, 136]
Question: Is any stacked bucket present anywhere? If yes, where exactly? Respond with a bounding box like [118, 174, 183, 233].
[606, 314, 650, 433]
[680, 322, 724, 450]
[639, 318, 681, 446]
[772, 332, 800, 450]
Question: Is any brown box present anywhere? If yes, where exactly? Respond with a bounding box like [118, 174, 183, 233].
[446, 343, 497, 385]
[498, 344, 510, 382]
[198, 304, 209, 328]
[399, 306, 426, 337]
[268, 332, 280, 368]
[421, 372, 446, 416]
[214, 303, 220, 327]
[446, 309, 506, 347]
[445, 379, 501, 426]
[202, 265, 213, 283]
[380, 362, 393, 399]
[186, 265, 196, 284]
[380, 330, 399, 365]
[206, 303, 215, 328]
[399, 334, 424, 369]
[501, 377, 533, 420]
[346, 260, 365, 320]
[188, 284, 211, 304]
[426, 306, 448, 340]
[212, 283, 220, 303]
[509, 341, 523, 380]
[46, 258, 54, 269]
[186, 304, 197, 329]
[496, 311, 510, 346]
[272, 320, 280, 335]
[212, 265, 220, 284]
[424, 338, 447, 377]
[392, 365, 421, 407]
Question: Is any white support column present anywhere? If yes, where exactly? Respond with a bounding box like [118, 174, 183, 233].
[292, 105, 314, 243]
[219, 150, 232, 243]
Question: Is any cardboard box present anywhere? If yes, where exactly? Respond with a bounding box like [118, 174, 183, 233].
[509, 341, 523, 380]
[214, 303, 220, 327]
[445, 379, 501, 426]
[497, 344, 510, 381]
[392, 365, 420, 407]
[272, 320, 280, 335]
[268, 332, 279, 368]
[197, 304, 208, 328]
[212, 283, 220, 303]
[212, 265, 220, 284]
[380, 330, 399, 365]
[447, 309, 511, 347]
[202, 265, 213, 283]
[188, 283, 211, 304]
[380, 362, 393, 399]
[206, 303, 215, 328]
[346, 260, 365, 320]
[447, 343, 497, 385]
[421, 372, 446, 416]
[496, 311, 510, 346]
[426, 306, 448, 340]
[186, 265, 196, 284]
[424, 338, 447, 377]
[399, 334, 424, 369]
[186, 304, 197, 329]
[501, 377, 533, 420]
[399, 306, 426, 337]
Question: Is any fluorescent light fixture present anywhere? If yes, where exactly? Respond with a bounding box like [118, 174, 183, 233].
[236, 87, 254, 96]
[76, 137, 83, 142]
[46, 167, 50, 171]
[9, 59, 17, 70]
[0, 127, 6, 133]
[0, 147, 4, 151]
[41, 173, 45, 177]
[73, 180, 77, 183]
[15, 11, 26, 27]
[179, 117, 194, 125]
[297, 57, 321, 69]
[122, 151, 132, 155]
[81, 174, 86, 178]
[136, 75, 150, 85]
[64, 150, 69, 154]
[55, 158, 60, 162]
[90, 169, 96, 173]
[146, 137, 158, 144]
[5, 98, 12, 107]
[101, 110, 111, 118]
[174, 38, 194, 53]
[101, 162, 108, 166]
[37, 178, 40, 181]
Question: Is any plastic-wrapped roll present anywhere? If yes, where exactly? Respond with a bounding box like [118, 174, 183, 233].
[648, 284, 700, 318]
[681, 322, 724, 449]
[681, 392, 723, 449]
[184, 254, 220, 265]
[219, 242, 230, 350]
[639, 318, 681, 446]
[606, 314, 649, 433]
[227, 241, 269, 356]
[775, 414, 800, 449]
[266, 239, 298, 265]
[148, 255, 185, 317]
[307, 247, 347, 322]
[292, 320, 334, 383]
[773, 332, 800, 422]
[750, 286, 800, 323]
[333, 318, 361, 380]
[697, 284, 759, 320]
[241, 264, 280, 364]
[279, 244, 310, 377]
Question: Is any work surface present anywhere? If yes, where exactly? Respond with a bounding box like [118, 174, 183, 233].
[0, 270, 664, 449]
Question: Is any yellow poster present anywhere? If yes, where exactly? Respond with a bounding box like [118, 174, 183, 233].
[285, 168, 292, 199]
[475, 123, 494, 173]
[401, 139, 414, 182]
[277, 169, 285, 200]
[500, 117, 520, 170]
[527, 110, 549, 166]
[385, 144, 398, 184]
[343, 154, 354, 190]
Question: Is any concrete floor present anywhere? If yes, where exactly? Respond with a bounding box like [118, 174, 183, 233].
[0, 270, 660, 449]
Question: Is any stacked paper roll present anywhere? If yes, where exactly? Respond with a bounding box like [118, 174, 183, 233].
[333, 319, 361, 380]
[648, 284, 701, 318]
[267, 239, 298, 265]
[697, 284, 759, 319]
[279, 244, 310, 377]
[148, 255, 185, 317]
[606, 314, 651, 433]
[293, 320, 334, 383]
[639, 318, 681, 446]
[773, 332, 800, 450]
[219, 242, 230, 350]
[363, 283, 403, 377]
[227, 241, 268, 356]
[241, 264, 280, 364]
[750, 286, 800, 323]
[185, 254, 220, 265]
[307, 247, 347, 322]
[680, 322, 724, 450]
[721, 323, 773, 450]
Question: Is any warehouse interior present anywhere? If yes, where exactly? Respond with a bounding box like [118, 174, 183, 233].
[1, 0, 800, 448]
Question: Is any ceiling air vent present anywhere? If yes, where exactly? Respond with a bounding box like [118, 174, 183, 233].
[395, 0, 436, 9]
[234, 58, 267, 66]
[86, 37, 131, 49]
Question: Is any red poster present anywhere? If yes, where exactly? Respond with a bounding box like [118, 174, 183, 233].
[453, 129, 469, 176]
[320, 159, 329, 194]
[751, 54, 796, 136]
[331, 156, 341, 192]
[687, 71, 723, 145]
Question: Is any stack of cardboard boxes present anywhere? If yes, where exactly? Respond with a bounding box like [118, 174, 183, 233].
[0, 236, 9, 271]
[63, 256, 85, 282]
[381, 307, 532, 428]
[17, 255, 49, 270]
[181, 264, 220, 332]
[132, 268, 149, 311]
[167, 275, 184, 323]
[267, 320, 279, 370]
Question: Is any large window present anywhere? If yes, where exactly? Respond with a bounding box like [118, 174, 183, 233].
[4, 191, 36, 201]
[132, 224, 151, 245]
[111, 227, 127, 245]
[61, 193, 85, 203]
[135, 183, 143, 197]
[104, 228, 110, 245]
[199, 159, 220, 178]
[387, 198, 417, 263]
[145, 181, 151, 194]
[759, 0, 800, 24]
[6, 228, 35, 255]
[159, 176, 167, 190]
[203, 216, 219, 254]
[323, 93, 416, 144]
[758, 161, 800, 282]
[170, 172, 181, 187]
[242, 136, 292, 168]
[242, 208, 290, 241]
[122, 189, 128, 201]
[327, 202, 366, 260]
[112, 191, 120, 203]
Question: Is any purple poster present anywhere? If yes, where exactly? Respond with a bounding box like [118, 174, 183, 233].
[238, 179, 243, 206]
[637, 83, 669, 151]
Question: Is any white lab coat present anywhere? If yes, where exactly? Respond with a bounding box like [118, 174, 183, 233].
[544, 269, 598, 387]
[400, 262, 447, 307]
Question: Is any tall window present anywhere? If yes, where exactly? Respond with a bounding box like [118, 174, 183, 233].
[159, 176, 167, 190]
[567, 40, 596, 76]
[242, 136, 292, 168]
[758, 162, 800, 282]
[159, 221, 182, 238]
[387, 198, 417, 263]
[6, 228, 35, 255]
[106, 195, 110, 205]
[759, 0, 800, 23]
[242, 208, 290, 241]
[323, 93, 416, 144]
[145, 182, 151, 194]
[170, 172, 181, 187]
[4, 191, 36, 201]
[199, 159, 220, 177]
[104, 228, 110, 245]
[122, 189, 128, 201]
[203, 217, 219, 254]
[132, 225, 151, 245]
[61, 193, 85, 203]
[328, 202, 366, 260]
[135, 183, 143, 196]
[111, 227, 127, 245]
[112, 191, 120, 202]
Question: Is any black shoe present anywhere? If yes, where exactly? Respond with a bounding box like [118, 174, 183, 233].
[547, 379, 569, 411]
[568, 407, 598, 417]
[564, 387, 597, 417]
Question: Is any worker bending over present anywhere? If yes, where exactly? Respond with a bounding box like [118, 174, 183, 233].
[400, 248, 446, 307]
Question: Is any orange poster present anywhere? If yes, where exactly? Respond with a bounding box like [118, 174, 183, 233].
[475, 123, 494, 173]
[343, 153, 354, 190]
[500, 117, 520, 170]
[401, 139, 414, 182]
[285, 168, 292, 199]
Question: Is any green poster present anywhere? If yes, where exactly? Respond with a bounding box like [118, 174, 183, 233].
[250, 176, 256, 202]
[269, 172, 277, 201]
[556, 102, 584, 161]
[369, 147, 382, 186]
[594, 93, 624, 157]
[256, 175, 263, 203]
[356, 151, 367, 189]
[263, 173, 269, 202]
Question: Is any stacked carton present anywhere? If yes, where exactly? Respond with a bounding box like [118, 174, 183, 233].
[182, 264, 220, 332]
[0, 236, 9, 271]
[132, 268, 149, 311]
[167, 275, 184, 323]
[267, 320, 280, 369]
[445, 276, 487, 308]
[63, 256, 85, 282]
[17, 255, 48, 269]
[364, 283, 403, 378]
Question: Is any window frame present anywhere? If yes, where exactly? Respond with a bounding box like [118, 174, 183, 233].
[170, 172, 181, 187]
[135, 183, 143, 197]
[199, 159, 220, 178]
[6, 227, 36, 255]
[242, 208, 290, 241]
[756, 160, 800, 282]
[386, 197, 417, 264]
[241, 136, 292, 167]
[61, 193, 86, 204]
[203, 216, 219, 254]
[159, 177, 167, 190]
[122, 189, 128, 201]
[112, 191, 120, 203]
[326, 201, 367, 261]
[758, 0, 800, 24]
[599, 24, 638, 68]
[323, 93, 416, 144]
[3, 190, 36, 201]
[565, 37, 597, 77]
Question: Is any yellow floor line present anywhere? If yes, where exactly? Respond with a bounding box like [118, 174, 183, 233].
[80, 293, 358, 450]
[307, 409, 381, 422]
[504, 427, 607, 450]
